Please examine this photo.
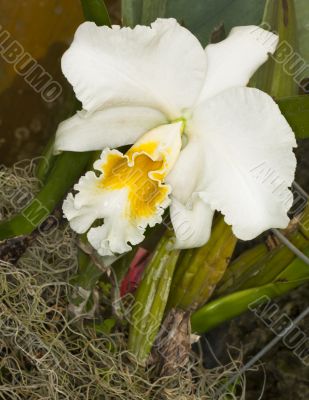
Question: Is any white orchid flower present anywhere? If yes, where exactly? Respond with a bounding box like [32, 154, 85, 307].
[55, 18, 296, 256]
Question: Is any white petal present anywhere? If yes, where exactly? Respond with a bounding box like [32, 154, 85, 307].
[170, 196, 214, 249]
[62, 19, 206, 118]
[88, 218, 145, 256]
[54, 106, 166, 153]
[198, 26, 278, 102]
[63, 192, 96, 233]
[62, 169, 110, 234]
[166, 139, 203, 204]
[191, 87, 297, 240]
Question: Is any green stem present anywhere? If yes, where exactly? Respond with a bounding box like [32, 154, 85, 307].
[167, 216, 237, 311]
[168, 217, 225, 308]
[216, 230, 308, 295]
[215, 243, 268, 296]
[191, 246, 309, 334]
[128, 231, 180, 363]
[239, 231, 308, 289]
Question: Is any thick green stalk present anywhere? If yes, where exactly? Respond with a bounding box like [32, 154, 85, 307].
[191, 246, 309, 334]
[217, 230, 308, 295]
[128, 232, 180, 364]
[167, 217, 226, 309]
[167, 216, 237, 311]
[215, 243, 268, 296]
[239, 231, 308, 289]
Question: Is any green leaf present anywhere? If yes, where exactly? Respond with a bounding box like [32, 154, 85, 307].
[295, 0, 309, 81]
[122, 0, 266, 44]
[35, 135, 57, 183]
[142, 0, 167, 25]
[122, 0, 143, 26]
[277, 95, 309, 139]
[80, 0, 111, 26]
[251, 0, 299, 97]
[191, 247, 309, 334]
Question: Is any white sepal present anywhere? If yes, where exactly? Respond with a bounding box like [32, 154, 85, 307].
[170, 196, 214, 249]
[198, 25, 278, 102]
[191, 87, 297, 240]
[54, 106, 166, 153]
[61, 19, 206, 118]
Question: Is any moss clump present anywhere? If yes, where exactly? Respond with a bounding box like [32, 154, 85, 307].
[0, 162, 245, 399]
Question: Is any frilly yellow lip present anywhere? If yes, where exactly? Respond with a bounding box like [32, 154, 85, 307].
[96, 122, 183, 220]
[98, 150, 169, 219]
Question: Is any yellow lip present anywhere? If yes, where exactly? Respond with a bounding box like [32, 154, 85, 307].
[96, 122, 183, 221]
[98, 149, 169, 220]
